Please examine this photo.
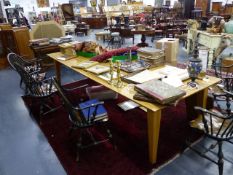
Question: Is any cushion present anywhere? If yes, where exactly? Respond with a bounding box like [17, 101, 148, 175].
[90, 46, 139, 62]
[82, 41, 99, 53]
[73, 42, 83, 51]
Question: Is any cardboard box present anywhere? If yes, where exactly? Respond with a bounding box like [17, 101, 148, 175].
[156, 38, 179, 63]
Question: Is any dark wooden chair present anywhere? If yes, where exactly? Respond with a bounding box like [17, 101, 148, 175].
[14, 62, 60, 123]
[208, 63, 233, 117]
[188, 91, 233, 175]
[7, 52, 45, 91]
[52, 77, 114, 161]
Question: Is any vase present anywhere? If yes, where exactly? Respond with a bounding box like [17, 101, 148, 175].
[224, 16, 233, 34]
[187, 57, 202, 87]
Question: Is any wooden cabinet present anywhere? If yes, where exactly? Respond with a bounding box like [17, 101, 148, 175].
[0, 26, 34, 69]
[81, 17, 107, 29]
[195, 0, 210, 17]
[212, 2, 222, 13]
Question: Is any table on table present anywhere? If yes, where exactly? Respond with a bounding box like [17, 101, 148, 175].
[131, 29, 155, 47]
[48, 52, 220, 164]
[186, 29, 224, 67]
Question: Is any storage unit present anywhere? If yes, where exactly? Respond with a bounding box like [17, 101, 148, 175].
[0, 26, 34, 69]
[212, 1, 222, 14]
[81, 17, 107, 29]
[155, 38, 179, 63]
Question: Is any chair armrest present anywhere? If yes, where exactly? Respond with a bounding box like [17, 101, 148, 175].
[194, 106, 231, 119]
[223, 89, 233, 96]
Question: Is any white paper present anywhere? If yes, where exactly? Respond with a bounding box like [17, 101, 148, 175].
[162, 76, 183, 87]
[126, 69, 165, 83]
[118, 100, 139, 111]
[199, 49, 208, 72]
[159, 65, 189, 80]
[57, 57, 67, 61]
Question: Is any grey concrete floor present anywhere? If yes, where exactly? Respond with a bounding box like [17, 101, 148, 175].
[0, 29, 233, 175]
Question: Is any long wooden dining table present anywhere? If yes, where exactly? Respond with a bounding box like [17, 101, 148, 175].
[47, 52, 221, 164]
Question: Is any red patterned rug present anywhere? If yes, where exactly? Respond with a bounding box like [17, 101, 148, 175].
[22, 78, 201, 175]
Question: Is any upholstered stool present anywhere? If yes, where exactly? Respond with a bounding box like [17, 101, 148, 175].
[111, 32, 121, 43]
[95, 31, 111, 42]
[107, 32, 121, 49]
[76, 32, 85, 36]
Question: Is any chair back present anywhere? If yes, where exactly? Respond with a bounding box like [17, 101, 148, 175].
[195, 106, 233, 141]
[213, 62, 233, 92]
[7, 52, 25, 70]
[14, 62, 52, 97]
[52, 78, 86, 125]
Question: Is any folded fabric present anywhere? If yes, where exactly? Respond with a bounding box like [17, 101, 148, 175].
[90, 46, 139, 62]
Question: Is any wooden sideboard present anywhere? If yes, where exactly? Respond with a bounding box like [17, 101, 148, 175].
[0, 26, 34, 69]
[81, 17, 107, 29]
[186, 29, 223, 67]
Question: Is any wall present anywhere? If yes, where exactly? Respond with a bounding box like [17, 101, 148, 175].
[5, 0, 233, 20]
[6, 0, 69, 19]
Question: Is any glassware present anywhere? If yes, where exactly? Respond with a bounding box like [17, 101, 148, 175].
[187, 40, 202, 87]
[187, 57, 202, 87]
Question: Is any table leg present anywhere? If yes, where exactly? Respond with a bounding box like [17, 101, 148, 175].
[186, 39, 191, 54]
[137, 34, 149, 47]
[185, 88, 208, 120]
[208, 49, 214, 68]
[147, 109, 162, 164]
[54, 60, 61, 84]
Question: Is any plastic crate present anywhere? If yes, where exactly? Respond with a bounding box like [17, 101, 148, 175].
[76, 51, 97, 58]
[111, 55, 138, 62]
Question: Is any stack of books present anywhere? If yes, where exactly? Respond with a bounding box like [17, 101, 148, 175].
[133, 79, 186, 105]
[29, 38, 49, 46]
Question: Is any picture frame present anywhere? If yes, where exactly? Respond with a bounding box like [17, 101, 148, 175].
[37, 0, 50, 8]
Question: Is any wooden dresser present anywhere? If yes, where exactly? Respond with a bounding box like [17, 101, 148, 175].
[186, 29, 233, 67]
[81, 17, 107, 29]
[0, 25, 34, 69]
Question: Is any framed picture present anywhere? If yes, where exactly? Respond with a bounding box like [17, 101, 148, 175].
[69, 0, 87, 7]
[37, 0, 50, 8]
[107, 0, 120, 6]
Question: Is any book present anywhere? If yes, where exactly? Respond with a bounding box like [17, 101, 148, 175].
[117, 100, 139, 111]
[123, 69, 165, 84]
[98, 71, 122, 81]
[118, 60, 150, 73]
[86, 65, 110, 74]
[133, 92, 157, 103]
[56, 54, 75, 61]
[73, 61, 98, 69]
[134, 79, 186, 105]
[133, 92, 180, 106]
[79, 99, 107, 121]
[158, 65, 189, 80]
